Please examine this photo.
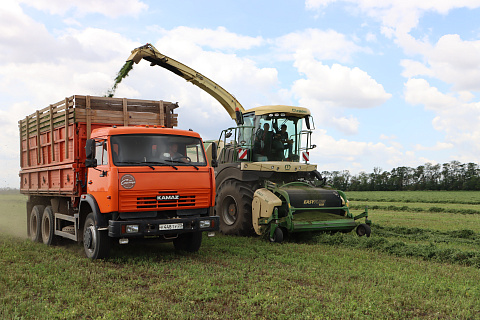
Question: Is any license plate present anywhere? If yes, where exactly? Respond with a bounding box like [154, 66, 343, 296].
[159, 223, 183, 230]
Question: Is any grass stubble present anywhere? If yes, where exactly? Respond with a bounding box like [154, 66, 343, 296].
[1, 192, 480, 319]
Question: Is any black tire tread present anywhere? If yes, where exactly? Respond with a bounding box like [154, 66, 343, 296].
[216, 179, 255, 236]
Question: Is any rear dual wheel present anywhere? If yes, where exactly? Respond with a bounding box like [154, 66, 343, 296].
[29, 205, 45, 242]
[41, 206, 57, 246]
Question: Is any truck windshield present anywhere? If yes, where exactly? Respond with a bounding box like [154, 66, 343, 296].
[111, 134, 207, 167]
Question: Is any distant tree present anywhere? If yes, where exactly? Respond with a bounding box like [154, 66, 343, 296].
[322, 160, 480, 191]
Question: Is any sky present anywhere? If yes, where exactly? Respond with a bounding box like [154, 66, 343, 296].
[2, 0, 480, 188]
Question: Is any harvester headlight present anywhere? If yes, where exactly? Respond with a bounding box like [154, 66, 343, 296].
[126, 224, 139, 233]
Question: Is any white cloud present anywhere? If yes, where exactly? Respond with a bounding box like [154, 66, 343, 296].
[400, 35, 480, 93]
[19, 0, 148, 18]
[152, 26, 264, 51]
[405, 78, 480, 162]
[400, 59, 434, 78]
[308, 128, 411, 173]
[414, 142, 454, 151]
[0, 1, 57, 63]
[275, 29, 365, 63]
[379, 134, 403, 150]
[291, 57, 391, 133]
[427, 35, 480, 91]
[293, 60, 391, 109]
[306, 1, 480, 33]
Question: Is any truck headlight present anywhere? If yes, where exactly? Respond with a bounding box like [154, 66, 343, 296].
[199, 220, 211, 228]
[126, 224, 139, 233]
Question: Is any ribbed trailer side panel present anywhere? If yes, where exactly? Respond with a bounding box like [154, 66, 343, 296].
[19, 95, 179, 196]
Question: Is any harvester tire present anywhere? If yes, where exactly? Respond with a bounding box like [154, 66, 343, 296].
[270, 227, 284, 243]
[356, 224, 371, 237]
[216, 179, 254, 236]
[29, 205, 45, 243]
[41, 206, 57, 246]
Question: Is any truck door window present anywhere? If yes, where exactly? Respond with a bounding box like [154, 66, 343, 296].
[95, 140, 108, 165]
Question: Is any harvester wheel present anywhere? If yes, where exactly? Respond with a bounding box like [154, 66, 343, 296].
[270, 227, 284, 243]
[29, 205, 45, 243]
[356, 224, 371, 237]
[83, 213, 111, 259]
[216, 179, 254, 236]
[173, 231, 202, 252]
[41, 206, 57, 246]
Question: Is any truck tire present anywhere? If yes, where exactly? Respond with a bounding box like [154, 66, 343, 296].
[173, 232, 202, 252]
[41, 206, 57, 246]
[29, 205, 45, 243]
[83, 212, 110, 259]
[216, 179, 254, 235]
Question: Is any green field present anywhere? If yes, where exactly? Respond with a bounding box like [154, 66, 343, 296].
[1, 191, 480, 319]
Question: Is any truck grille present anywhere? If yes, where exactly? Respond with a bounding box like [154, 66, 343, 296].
[119, 190, 210, 211]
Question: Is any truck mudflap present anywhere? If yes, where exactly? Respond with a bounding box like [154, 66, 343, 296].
[108, 216, 219, 238]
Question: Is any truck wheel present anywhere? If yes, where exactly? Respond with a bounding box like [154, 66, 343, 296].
[83, 213, 110, 259]
[356, 224, 371, 237]
[41, 206, 57, 246]
[216, 179, 254, 236]
[173, 232, 202, 252]
[29, 205, 45, 243]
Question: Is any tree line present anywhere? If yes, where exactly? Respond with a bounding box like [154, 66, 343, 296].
[322, 161, 480, 191]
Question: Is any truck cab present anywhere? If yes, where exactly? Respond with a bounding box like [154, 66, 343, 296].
[81, 126, 218, 258]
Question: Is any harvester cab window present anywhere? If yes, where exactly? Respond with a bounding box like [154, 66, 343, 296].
[251, 115, 302, 162]
[95, 140, 108, 165]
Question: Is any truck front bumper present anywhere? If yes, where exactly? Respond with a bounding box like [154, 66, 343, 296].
[108, 216, 219, 238]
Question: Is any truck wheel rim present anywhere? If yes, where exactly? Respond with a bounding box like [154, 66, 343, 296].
[84, 226, 96, 251]
[30, 214, 38, 237]
[222, 195, 237, 226]
[42, 215, 50, 242]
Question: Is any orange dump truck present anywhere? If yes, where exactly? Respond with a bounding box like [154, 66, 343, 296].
[19, 95, 219, 259]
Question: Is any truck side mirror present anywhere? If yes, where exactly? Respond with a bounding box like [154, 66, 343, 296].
[210, 142, 218, 167]
[85, 139, 97, 168]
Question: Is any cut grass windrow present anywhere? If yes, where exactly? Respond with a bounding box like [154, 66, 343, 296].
[346, 191, 480, 205]
[311, 227, 480, 268]
[350, 203, 480, 215]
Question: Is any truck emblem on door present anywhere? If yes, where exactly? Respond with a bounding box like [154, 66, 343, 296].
[120, 174, 136, 189]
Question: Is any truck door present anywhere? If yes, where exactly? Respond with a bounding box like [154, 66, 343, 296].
[87, 139, 114, 212]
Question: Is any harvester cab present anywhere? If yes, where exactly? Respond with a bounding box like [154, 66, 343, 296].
[218, 105, 315, 165]
[125, 43, 372, 241]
